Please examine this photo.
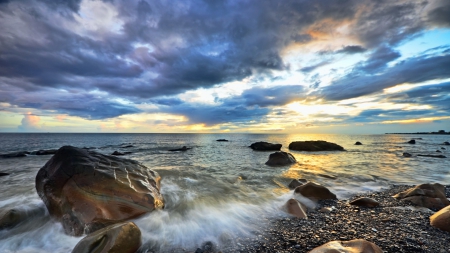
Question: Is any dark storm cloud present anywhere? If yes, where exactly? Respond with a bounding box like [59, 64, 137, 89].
[336, 45, 367, 54]
[357, 45, 401, 73]
[427, 0, 450, 26]
[320, 51, 450, 100]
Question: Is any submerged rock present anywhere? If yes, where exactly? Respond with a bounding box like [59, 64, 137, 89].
[168, 146, 191, 151]
[288, 141, 344, 151]
[294, 181, 337, 200]
[408, 139, 416, 144]
[35, 146, 164, 236]
[417, 154, 446, 158]
[310, 239, 383, 253]
[430, 205, 450, 232]
[216, 139, 228, 142]
[288, 179, 307, 189]
[0, 207, 45, 229]
[71, 222, 141, 253]
[111, 151, 131, 156]
[0, 151, 29, 158]
[349, 197, 380, 207]
[283, 198, 307, 219]
[0, 172, 9, 177]
[249, 141, 282, 151]
[403, 152, 412, 157]
[393, 183, 449, 210]
[265, 151, 296, 166]
[355, 141, 363, 145]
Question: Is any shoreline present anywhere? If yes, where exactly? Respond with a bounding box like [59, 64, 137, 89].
[215, 184, 450, 253]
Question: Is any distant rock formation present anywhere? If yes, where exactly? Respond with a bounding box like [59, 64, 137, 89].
[168, 146, 191, 151]
[35, 146, 164, 236]
[417, 154, 446, 158]
[249, 141, 282, 151]
[408, 139, 416, 144]
[288, 141, 344, 151]
[265, 151, 296, 166]
[216, 139, 228, 142]
[354, 141, 362, 145]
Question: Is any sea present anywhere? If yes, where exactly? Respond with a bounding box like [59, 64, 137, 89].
[0, 133, 449, 252]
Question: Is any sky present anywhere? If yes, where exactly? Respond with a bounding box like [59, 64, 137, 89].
[0, 0, 450, 134]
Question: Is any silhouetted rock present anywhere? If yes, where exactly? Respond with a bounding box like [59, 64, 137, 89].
[35, 146, 164, 236]
[0, 172, 9, 177]
[249, 142, 282, 151]
[355, 141, 362, 145]
[216, 139, 228, 142]
[417, 154, 446, 158]
[443, 141, 450, 145]
[71, 222, 141, 253]
[310, 239, 383, 253]
[288, 141, 344, 151]
[294, 182, 337, 200]
[169, 146, 191, 151]
[265, 151, 296, 166]
[408, 139, 416, 144]
[436, 150, 442, 153]
[403, 152, 412, 157]
[0, 151, 29, 158]
[442, 147, 446, 150]
[350, 197, 380, 207]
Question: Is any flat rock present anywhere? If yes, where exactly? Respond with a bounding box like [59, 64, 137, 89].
[71, 222, 141, 253]
[349, 197, 380, 207]
[249, 142, 282, 151]
[265, 151, 296, 166]
[430, 205, 450, 232]
[0, 172, 9, 177]
[216, 139, 228, 142]
[288, 141, 344, 151]
[0, 151, 29, 158]
[169, 146, 191, 151]
[294, 181, 337, 200]
[283, 198, 307, 219]
[417, 154, 446, 158]
[35, 146, 164, 236]
[309, 239, 383, 253]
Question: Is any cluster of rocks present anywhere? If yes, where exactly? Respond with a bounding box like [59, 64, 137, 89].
[1, 146, 164, 252]
[402, 139, 448, 158]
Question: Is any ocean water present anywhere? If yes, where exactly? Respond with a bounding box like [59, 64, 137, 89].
[0, 133, 449, 252]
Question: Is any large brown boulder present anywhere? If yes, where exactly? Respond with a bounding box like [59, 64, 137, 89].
[430, 205, 450, 232]
[309, 239, 383, 253]
[288, 141, 344, 151]
[71, 222, 142, 253]
[36, 146, 164, 236]
[249, 141, 282, 151]
[349, 197, 380, 208]
[393, 183, 449, 210]
[294, 182, 337, 200]
[265, 151, 296, 166]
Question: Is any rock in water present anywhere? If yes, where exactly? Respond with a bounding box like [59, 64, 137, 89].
[288, 179, 307, 189]
[349, 197, 380, 207]
[354, 141, 362, 145]
[265, 151, 296, 166]
[408, 139, 416, 144]
[288, 141, 344, 151]
[35, 146, 164, 236]
[294, 182, 337, 200]
[283, 199, 307, 219]
[310, 239, 383, 253]
[403, 152, 412, 157]
[430, 205, 450, 232]
[71, 222, 141, 253]
[249, 141, 282, 151]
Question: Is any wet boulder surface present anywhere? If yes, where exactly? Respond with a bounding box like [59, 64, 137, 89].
[35, 146, 164, 236]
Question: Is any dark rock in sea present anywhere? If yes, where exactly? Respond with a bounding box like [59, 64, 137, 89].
[403, 152, 412, 157]
[349, 197, 380, 207]
[0, 172, 9, 177]
[442, 147, 446, 150]
[288, 141, 344, 151]
[31, 149, 57, 155]
[430, 205, 450, 232]
[265, 151, 296, 166]
[283, 198, 307, 219]
[71, 222, 141, 253]
[412, 138, 423, 140]
[393, 183, 449, 210]
[168, 146, 191, 152]
[408, 139, 416, 144]
[111, 151, 132, 156]
[436, 150, 442, 153]
[121, 144, 134, 148]
[310, 239, 383, 253]
[35, 146, 164, 236]
[288, 179, 307, 189]
[294, 181, 337, 200]
[0, 151, 29, 158]
[249, 141, 282, 151]
[354, 141, 362, 145]
[0, 207, 45, 229]
[417, 154, 446, 158]
[216, 139, 228, 142]
[443, 141, 450, 145]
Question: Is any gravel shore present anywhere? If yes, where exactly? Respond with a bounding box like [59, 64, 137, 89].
[219, 184, 450, 253]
